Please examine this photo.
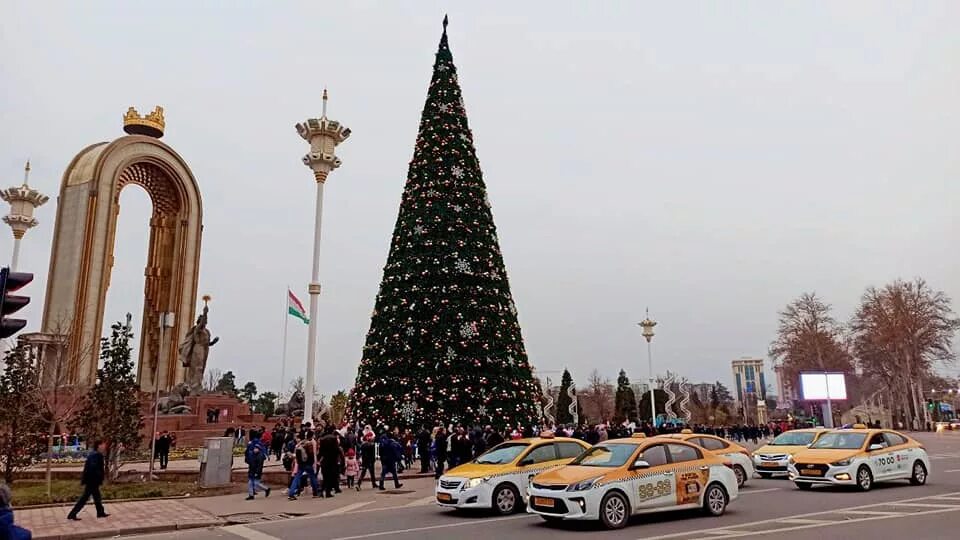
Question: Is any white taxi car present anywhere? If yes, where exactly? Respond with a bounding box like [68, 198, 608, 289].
[787, 425, 931, 491]
[436, 434, 590, 514]
[527, 434, 739, 529]
[753, 428, 829, 478]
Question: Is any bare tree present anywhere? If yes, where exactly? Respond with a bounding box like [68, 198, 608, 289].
[850, 279, 959, 430]
[29, 317, 91, 500]
[769, 293, 853, 397]
[204, 368, 223, 392]
[580, 369, 615, 424]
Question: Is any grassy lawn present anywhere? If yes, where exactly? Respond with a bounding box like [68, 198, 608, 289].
[10, 479, 238, 506]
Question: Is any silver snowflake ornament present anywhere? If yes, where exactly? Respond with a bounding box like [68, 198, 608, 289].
[455, 259, 471, 273]
[506, 355, 516, 366]
[452, 204, 463, 213]
[477, 405, 488, 418]
[438, 103, 452, 113]
[399, 401, 419, 423]
[460, 322, 478, 339]
[405, 327, 416, 337]
[438, 64, 449, 72]
[413, 225, 426, 235]
[459, 133, 470, 142]
[451, 165, 464, 179]
[446, 347, 457, 361]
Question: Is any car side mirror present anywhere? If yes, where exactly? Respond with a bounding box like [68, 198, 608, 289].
[868, 444, 883, 452]
[631, 460, 650, 470]
[519, 458, 534, 466]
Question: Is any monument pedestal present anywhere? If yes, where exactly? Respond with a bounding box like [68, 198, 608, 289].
[143, 393, 267, 447]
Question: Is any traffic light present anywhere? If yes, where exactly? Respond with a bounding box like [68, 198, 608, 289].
[0, 267, 33, 338]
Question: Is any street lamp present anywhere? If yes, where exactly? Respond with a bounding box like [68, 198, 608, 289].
[638, 310, 657, 427]
[148, 311, 175, 482]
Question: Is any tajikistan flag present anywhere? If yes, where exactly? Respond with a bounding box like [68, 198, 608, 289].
[288, 290, 309, 324]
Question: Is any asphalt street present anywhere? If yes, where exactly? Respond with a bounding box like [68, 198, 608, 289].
[127, 432, 960, 540]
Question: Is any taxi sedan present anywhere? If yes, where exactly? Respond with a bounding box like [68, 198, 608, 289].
[787, 425, 931, 491]
[663, 430, 755, 487]
[436, 434, 590, 514]
[753, 428, 829, 478]
[527, 435, 739, 530]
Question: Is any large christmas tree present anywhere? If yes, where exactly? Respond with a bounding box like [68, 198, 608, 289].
[350, 19, 540, 430]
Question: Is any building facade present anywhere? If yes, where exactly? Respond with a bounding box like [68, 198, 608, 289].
[732, 357, 767, 424]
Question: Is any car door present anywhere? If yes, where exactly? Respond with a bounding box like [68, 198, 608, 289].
[519, 443, 560, 492]
[866, 432, 895, 480]
[665, 443, 710, 507]
[882, 432, 912, 478]
[630, 444, 676, 512]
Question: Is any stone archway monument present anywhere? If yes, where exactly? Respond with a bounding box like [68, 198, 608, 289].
[40, 106, 203, 391]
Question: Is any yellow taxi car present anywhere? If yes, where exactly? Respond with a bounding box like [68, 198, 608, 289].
[527, 434, 739, 530]
[436, 433, 590, 514]
[662, 429, 754, 487]
[753, 428, 830, 478]
[787, 425, 931, 491]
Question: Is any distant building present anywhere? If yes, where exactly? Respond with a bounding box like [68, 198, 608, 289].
[732, 357, 767, 424]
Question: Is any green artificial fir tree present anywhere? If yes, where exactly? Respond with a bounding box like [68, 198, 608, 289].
[350, 18, 540, 429]
[613, 369, 638, 424]
[555, 369, 574, 425]
[74, 322, 144, 481]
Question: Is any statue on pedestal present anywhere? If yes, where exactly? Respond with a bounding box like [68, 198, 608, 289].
[178, 299, 219, 394]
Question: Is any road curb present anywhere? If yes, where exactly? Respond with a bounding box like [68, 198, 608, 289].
[33, 520, 222, 540]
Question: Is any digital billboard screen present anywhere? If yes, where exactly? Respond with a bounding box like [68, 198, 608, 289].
[799, 372, 847, 400]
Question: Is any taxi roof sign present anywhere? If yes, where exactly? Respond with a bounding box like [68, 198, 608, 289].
[851, 423, 868, 429]
[631, 433, 646, 438]
[680, 429, 693, 434]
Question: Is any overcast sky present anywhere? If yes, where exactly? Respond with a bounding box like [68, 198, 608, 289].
[2, 1, 958, 398]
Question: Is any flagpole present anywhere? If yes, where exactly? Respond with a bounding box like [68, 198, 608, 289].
[280, 287, 289, 402]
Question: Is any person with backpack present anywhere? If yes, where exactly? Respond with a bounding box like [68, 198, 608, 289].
[287, 432, 320, 500]
[244, 430, 271, 500]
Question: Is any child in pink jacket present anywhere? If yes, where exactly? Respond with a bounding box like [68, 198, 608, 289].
[345, 448, 360, 490]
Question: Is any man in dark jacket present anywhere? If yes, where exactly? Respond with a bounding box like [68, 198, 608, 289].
[378, 433, 403, 490]
[67, 441, 108, 520]
[416, 427, 432, 473]
[245, 431, 271, 500]
[433, 428, 448, 478]
[156, 431, 171, 470]
[357, 433, 377, 489]
[318, 427, 343, 498]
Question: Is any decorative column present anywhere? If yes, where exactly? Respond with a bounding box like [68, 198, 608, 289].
[295, 90, 351, 423]
[1, 161, 49, 271]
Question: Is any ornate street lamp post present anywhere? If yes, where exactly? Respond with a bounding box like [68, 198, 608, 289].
[639, 311, 658, 427]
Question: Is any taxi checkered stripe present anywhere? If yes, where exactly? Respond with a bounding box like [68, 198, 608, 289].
[481, 463, 561, 482]
[597, 463, 707, 488]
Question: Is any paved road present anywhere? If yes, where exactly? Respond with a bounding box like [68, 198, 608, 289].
[126, 433, 960, 540]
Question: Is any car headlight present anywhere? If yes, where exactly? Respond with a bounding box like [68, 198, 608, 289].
[831, 459, 852, 467]
[567, 477, 602, 492]
[467, 477, 487, 488]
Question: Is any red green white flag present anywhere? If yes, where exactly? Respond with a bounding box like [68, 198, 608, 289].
[287, 290, 309, 324]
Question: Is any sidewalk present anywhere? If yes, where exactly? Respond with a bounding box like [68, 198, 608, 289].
[16, 499, 221, 540]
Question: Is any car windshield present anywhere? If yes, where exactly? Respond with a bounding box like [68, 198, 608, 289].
[770, 432, 816, 446]
[475, 443, 528, 464]
[571, 444, 637, 467]
[811, 433, 866, 450]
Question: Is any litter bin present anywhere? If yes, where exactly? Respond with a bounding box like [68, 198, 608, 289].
[199, 436, 234, 487]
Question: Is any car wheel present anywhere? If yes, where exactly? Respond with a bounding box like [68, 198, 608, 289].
[856, 466, 873, 492]
[492, 483, 520, 515]
[795, 482, 812, 490]
[703, 483, 728, 517]
[733, 465, 747, 487]
[910, 461, 927, 486]
[599, 491, 630, 530]
[758, 472, 773, 479]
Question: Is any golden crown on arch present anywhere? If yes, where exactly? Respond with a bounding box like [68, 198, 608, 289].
[123, 105, 165, 138]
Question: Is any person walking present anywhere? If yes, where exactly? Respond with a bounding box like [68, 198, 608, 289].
[357, 433, 377, 489]
[433, 427, 448, 478]
[245, 430, 271, 500]
[287, 433, 320, 500]
[378, 433, 403, 490]
[67, 441, 108, 521]
[0, 484, 31, 540]
[156, 431, 171, 470]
